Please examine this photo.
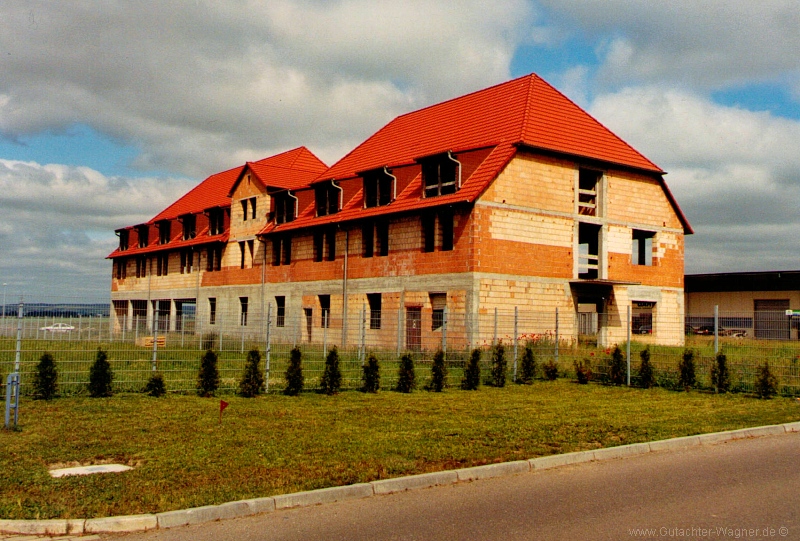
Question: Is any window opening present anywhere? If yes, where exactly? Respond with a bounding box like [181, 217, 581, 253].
[273, 192, 296, 224]
[137, 225, 149, 248]
[241, 199, 249, 221]
[422, 213, 435, 253]
[376, 221, 389, 257]
[136, 256, 147, 278]
[440, 209, 454, 251]
[367, 293, 381, 330]
[250, 197, 257, 220]
[157, 253, 169, 276]
[364, 168, 395, 207]
[313, 231, 324, 262]
[319, 295, 331, 328]
[158, 221, 171, 244]
[208, 208, 225, 235]
[209, 298, 217, 325]
[578, 222, 601, 279]
[182, 214, 196, 240]
[315, 181, 340, 216]
[632, 301, 654, 334]
[275, 296, 285, 327]
[632, 230, 655, 266]
[115, 259, 126, 280]
[422, 152, 460, 198]
[326, 229, 336, 261]
[430, 293, 446, 330]
[180, 249, 193, 274]
[578, 169, 601, 216]
[118, 230, 129, 251]
[206, 245, 222, 271]
[240, 297, 248, 326]
[362, 223, 374, 258]
[239, 241, 246, 269]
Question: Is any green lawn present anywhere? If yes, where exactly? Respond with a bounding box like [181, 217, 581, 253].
[1, 382, 799, 520]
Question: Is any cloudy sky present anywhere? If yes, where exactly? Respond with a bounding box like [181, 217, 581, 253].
[1, 1, 799, 301]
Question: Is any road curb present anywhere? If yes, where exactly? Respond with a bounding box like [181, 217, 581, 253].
[2, 421, 798, 536]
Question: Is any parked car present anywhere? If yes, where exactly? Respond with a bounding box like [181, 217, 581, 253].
[685, 324, 699, 335]
[637, 325, 652, 334]
[40, 322, 75, 333]
[692, 325, 746, 337]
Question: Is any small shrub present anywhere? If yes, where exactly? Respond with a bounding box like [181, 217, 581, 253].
[678, 349, 696, 391]
[710, 352, 731, 393]
[145, 372, 167, 397]
[608, 346, 626, 385]
[239, 348, 265, 397]
[320, 346, 342, 395]
[638, 348, 655, 389]
[284, 346, 304, 396]
[201, 332, 218, 350]
[461, 348, 481, 390]
[574, 359, 592, 384]
[429, 349, 447, 392]
[396, 354, 416, 393]
[362, 354, 380, 393]
[88, 347, 113, 398]
[755, 362, 779, 399]
[518, 345, 536, 384]
[543, 359, 559, 381]
[33, 352, 58, 400]
[490, 342, 507, 387]
[197, 349, 220, 397]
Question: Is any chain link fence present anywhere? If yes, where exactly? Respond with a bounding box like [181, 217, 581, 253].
[1, 296, 799, 396]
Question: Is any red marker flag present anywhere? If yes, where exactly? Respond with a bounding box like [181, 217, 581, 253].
[219, 400, 229, 424]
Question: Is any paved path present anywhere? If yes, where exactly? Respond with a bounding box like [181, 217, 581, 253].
[102, 432, 800, 541]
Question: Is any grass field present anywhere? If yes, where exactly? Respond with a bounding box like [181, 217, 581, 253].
[1, 381, 799, 520]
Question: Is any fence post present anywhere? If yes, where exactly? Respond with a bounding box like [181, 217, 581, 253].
[513, 306, 518, 382]
[323, 310, 328, 355]
[265, 302, 272, 393]
[240, 318, 245, 353]
[714, 305, 719, 355]
[493, 307, 498, 345]
[151, 311, 159, 373]
[554, 308, 559, 365]
[626, 304, 631, 386]
[109, 305, 114, 342]
[14, 298, 23, 374]
[396, 304, 404, 356]
[5, 372, 20, 429]
[442, 306, 448, 356]
[360, 303, 367, 364]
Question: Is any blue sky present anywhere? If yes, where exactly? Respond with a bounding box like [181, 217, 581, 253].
[1, 1, 799, 300]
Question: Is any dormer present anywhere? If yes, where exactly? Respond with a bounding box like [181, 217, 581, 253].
[158, 220, 171, 245]
[180, 213, 196, 240]
[136, 225, 149, 248]
[419, 151, 461, 198]
[271, 190, 297, 224]
[117, 229, 129, 251]
[362, 167, 396, 208]
[206, 207, 226, 236]
[315, 180, 342, 217]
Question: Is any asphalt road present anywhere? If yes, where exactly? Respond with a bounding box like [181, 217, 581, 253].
[107, 433, 800, 541]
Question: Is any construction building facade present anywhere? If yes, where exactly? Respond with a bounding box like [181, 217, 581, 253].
[108, 74, 692, 348]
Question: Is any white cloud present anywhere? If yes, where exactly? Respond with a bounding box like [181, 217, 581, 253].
[589, 86, 800, 272]
[538, 0, 800, 92]
[0, 159, 195, 297]
[0, 0, 531, 177]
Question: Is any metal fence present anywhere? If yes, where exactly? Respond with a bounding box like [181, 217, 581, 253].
[2, 297, 799, 396]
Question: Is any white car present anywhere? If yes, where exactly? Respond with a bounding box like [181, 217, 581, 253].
[40, 323, 76, 333]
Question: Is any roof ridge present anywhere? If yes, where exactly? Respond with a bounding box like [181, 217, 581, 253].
[391, 73, 535, 122]
[526, 77, 662, 173]
[519, 74, 538, 142]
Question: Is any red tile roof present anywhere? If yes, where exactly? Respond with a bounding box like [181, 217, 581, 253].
[237, 147, 328, 193]
[263, 143, 518, 235]
[109, 147, 327, 258]
[320, 73, 662, 182]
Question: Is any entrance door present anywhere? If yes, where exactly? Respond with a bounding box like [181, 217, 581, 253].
[304, 308, 313, 343]
[406, 307, 421, 351]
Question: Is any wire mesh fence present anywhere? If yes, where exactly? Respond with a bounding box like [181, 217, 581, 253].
[1, 296, 799, 396]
